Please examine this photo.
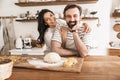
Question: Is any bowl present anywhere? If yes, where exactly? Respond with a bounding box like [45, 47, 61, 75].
[0, 59, 13, 80]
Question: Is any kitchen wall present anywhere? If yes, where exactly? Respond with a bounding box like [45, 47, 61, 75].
[0, 0, 117, 55]
[110, 0, 120, 47]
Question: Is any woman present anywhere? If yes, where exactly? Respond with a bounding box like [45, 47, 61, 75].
[37, 9, 91, 52]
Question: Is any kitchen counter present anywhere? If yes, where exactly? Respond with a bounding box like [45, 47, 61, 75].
[8, 56, 120, 80]
[108, 47, 120, 56]
[9, 48, 44, 55]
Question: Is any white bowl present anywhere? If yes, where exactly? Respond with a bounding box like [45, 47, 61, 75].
[0, 59, 13, 80]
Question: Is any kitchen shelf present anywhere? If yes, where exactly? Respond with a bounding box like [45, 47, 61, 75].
[16, 17, 98, 22]
[0, 16, 17, 19]
[112, 13, 120, 18]
[82, 17, 98, 20]
[16, 19, 37, 22]
[15, 0, 98, 7]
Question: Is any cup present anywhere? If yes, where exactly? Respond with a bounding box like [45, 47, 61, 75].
[23, 38, 32, 49]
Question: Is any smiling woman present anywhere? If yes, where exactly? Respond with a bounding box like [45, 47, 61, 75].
[37, 9, 67, 53]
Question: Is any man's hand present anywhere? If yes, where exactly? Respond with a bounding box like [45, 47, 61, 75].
[68, 23, 91, 33]
[67, 24, 80, 32]
[72, 24, 79, 30]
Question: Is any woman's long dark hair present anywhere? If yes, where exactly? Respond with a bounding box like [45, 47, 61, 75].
[37, 9, 54, 44]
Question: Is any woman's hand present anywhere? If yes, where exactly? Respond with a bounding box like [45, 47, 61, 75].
[68, 23, 91, 33]
[83, 23, 91, 33]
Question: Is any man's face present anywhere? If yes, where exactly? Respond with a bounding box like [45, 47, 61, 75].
[64, 8, 81, 29]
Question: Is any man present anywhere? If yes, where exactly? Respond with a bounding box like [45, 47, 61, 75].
[51, 4, 91, 57]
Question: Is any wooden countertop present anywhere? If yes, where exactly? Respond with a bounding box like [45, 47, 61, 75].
[8, 56, 120, 80]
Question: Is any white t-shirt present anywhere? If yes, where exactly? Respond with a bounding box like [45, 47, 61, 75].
[44, 19, 66, 52]
[52, 23, 92, 50]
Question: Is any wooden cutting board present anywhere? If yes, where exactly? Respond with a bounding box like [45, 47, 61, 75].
[13, 56, 84, 73]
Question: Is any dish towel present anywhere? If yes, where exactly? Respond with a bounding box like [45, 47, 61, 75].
[0, 22, 4, 51]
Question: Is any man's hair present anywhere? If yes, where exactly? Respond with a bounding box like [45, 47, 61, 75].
[63, 4, 82, 17]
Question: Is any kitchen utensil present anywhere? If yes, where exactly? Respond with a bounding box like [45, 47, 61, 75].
[0, 59, 13, 80]
[113, 23, 120, 32]
[13, 56, 84, 73]
[90, 11, 97, 17]
[117, 32, 120, 39]
[24, 38, 32, 49]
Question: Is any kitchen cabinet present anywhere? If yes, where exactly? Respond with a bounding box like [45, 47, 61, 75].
[108, 48, 120, 56]
[15, 0, 98, 7]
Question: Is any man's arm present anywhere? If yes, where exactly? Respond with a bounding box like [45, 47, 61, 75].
[72, 31, 89, 57]
[70, 23, 90, 57]
[51, 24, 78, 57]
[51, 40, 78, 57]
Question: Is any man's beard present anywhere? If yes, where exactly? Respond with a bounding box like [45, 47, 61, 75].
[67, 21, 77, 29]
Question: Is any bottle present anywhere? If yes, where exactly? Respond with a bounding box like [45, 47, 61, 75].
[26, 11, 30, 20]
[15, 36, 23, 49]
[35, 10, 39, 19]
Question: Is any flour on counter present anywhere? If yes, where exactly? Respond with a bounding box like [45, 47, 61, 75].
[27, 58, 66, 68]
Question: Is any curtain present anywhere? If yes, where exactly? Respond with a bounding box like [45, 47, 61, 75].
[0, 18, 15, 55]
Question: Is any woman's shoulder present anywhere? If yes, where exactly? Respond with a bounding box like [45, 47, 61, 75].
[56, 19, 66, 24]
[56, 19, 67, 27]
[56, 18, 65, 21]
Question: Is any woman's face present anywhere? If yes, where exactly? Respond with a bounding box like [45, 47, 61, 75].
[43, 12, 56, 28]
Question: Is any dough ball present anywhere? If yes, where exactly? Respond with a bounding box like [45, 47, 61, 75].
[63, 57, 78, 67]
[43, 52, 61, 63]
